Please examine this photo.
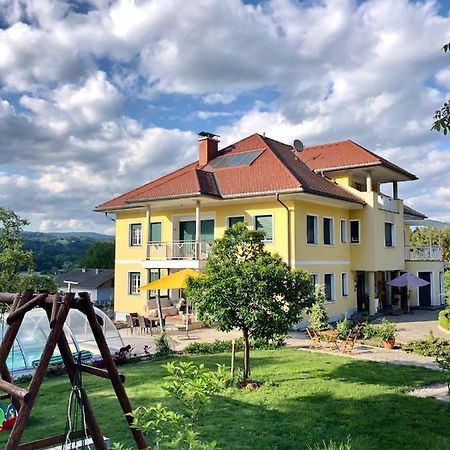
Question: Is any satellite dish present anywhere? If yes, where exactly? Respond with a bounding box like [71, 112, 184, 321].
[293, 139, 304, 152]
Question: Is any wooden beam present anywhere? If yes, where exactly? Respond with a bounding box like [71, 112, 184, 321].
[80, 364, 125, 383]
[49, 295, 60, 328]
[78, 293, 148, 450]
[0, 380, 31, 403]
[17, 429, 89, 450]
[6, 293, 48, 325]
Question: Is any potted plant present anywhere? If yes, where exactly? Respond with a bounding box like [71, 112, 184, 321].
[377, 318, 397, 350]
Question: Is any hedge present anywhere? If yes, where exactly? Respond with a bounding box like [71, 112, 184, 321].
[439, 309, 450, 331]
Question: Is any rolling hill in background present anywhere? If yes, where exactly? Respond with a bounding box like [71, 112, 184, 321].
[22, 231, 114, 274]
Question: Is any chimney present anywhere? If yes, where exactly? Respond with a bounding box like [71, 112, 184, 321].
[198, 131, 219, 166]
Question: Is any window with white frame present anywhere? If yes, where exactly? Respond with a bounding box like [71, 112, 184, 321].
[341, 272, 349, 297]
[311, 273, 319, 287]
[129, 223, 142, 246]
[340, 219, 347, 243]
[324, 273, 335, 301]
[306, 215, 318, 244]
[384, 222, 395, 247]
[128, 272, 141, 295]
[350, 220, 360, 243]
[255, 215, 273, 242]
[227, 216, 245, 228]
[323, 217, 334, 245]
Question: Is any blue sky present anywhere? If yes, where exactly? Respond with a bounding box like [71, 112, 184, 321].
[0, 0, 449, 233]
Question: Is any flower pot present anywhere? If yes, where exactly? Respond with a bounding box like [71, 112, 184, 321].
[383, 339, 395, 350]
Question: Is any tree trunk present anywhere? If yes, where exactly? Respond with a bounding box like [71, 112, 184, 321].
[243, 328, 250, 382]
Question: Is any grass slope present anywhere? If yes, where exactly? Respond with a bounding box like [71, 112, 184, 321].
[1, 348, 449, 449]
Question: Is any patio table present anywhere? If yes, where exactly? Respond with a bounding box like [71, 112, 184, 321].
[320, 330, 340, 350]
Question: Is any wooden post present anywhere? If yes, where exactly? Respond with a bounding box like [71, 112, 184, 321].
[49, 294, 60, 328]
[78, 293, 148, 450]
[5, 293, 74, 450]
[231, 339, 236, 377]
[6, 293, 48, 325]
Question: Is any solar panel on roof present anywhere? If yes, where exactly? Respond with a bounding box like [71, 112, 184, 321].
[208, 150, 263, 169]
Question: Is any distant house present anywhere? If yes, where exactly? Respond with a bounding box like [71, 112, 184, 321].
[56, 268, 114, 305]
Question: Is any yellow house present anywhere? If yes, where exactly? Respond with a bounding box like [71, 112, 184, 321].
[95, 132, 445, 322]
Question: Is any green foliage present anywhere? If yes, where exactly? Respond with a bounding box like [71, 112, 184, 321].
[163, 361, 228, 420]
[409, 227, 450, 262]
[362, 323, 378, 340]
[445, 272, 450, 306]
[19, 273, 58, 293]
[155, 333, 174, 357]
[307, 437, 352, 450]
[432, 42, 450, 134]
[336, 317, 351, 339]
[439, 309, 450, 330]
[308, 285, 330, 331]
[187, 223, 314, 380]
[0, 207, 34, 292]
[376, 318, 397, 342]
[403, 331, 450, 358]
[78, 240, 115, 269]
[184, 337, 286, 355]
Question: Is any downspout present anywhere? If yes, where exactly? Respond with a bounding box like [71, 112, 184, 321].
[276, 193, 291, 268]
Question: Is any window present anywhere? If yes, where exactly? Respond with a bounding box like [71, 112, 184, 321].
[341, 272, 349, 297]
[306, 215, 318, 244]
[350, 220, 360, 243]
[227, 216, 245, 228]
[128, 272, 141, 295]
[340, 219, 347, 243]
[311, 273, 319, 286]
[150, 222, 162, 242]
[384, 222, 395, 247]
[129, 223, 142, 246]
[323, 217, 334, 245]
[324, 273, 335, 301]
[255, 215, 273, 242]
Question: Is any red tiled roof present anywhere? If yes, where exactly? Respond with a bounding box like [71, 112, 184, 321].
[95, 134, 370, 211]
[301, 140, 417, 180]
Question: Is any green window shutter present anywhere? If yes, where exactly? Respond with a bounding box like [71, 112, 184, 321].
[255, 215, 273, 241]
[150, 222, 162, 242]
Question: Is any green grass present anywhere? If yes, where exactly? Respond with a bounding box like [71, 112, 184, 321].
[1, 348, 450, 449]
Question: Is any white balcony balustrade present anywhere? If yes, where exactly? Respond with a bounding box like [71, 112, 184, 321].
[377, 193, 398, 213]
[404, 246, 442, 261]
[147, 241, 212, 261]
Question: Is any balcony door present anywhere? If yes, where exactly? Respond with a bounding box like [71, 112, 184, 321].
[178, 219, 214, 258]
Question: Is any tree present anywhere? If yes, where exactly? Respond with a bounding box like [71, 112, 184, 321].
[409, 226, 450, 261]
[308, 284, 330, 331]
[432, 42, 450, 135]
[0, 207, 34, 292]
[19, 273, 58, 293]
[78, 241, 115, 269]
[187, 223, 314, 382]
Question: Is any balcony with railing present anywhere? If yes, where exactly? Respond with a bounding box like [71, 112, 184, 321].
[404, 246, 442, 261]
[147, 240, 212, 261]
[377, 193, 399, 213]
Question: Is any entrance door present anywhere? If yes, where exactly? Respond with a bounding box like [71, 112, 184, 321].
[418, 272, 432, 307]
[356, 272, 367, 312]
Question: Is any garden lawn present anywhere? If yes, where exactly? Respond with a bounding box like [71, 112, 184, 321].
[1, 348, 450, 450]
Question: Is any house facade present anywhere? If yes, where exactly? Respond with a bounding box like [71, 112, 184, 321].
[95, 133, 445, 321]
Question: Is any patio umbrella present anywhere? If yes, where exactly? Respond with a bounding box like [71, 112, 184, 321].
[140, 269, 201, 333]
[387, 272, 430, 312]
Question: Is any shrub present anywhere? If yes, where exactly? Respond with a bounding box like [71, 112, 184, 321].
[336, 317, 351, 339]
[403, 331, 450, 357]
[376, 318, 397, 342]
[309, 285, 330, 331]
[184, 337, 286, 355]
[362, 323, 378, 340]
[155, 332, 174, 357]
[439, 309, 450, 331]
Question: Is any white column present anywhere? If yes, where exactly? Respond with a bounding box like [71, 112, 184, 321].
[146, 205, 151, 260]
[366, 171, 372, 192]
[195, 200, 201, 259]
[368, 271, 377, 315]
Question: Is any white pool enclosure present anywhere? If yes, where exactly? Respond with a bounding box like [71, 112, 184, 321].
[1, 307, 124, 373]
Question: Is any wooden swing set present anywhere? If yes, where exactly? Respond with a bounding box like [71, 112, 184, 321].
[0, 290, 148, 450]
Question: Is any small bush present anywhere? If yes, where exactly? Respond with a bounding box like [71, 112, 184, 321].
[336, 317, 351, 339]
[184, 337, 286, 355]
[307, 436, 352, 450]
[403, 331, 450, 357]
[362, 323, 378, 340]
[439, 309, 450, 331]
[376, 318, 397, 342]
[155, 332, 174, 357]
[308, 285, 330, 331]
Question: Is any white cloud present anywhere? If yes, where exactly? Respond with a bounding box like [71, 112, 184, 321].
[203, 93, 237, 105]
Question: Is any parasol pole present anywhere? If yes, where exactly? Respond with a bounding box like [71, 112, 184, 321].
[156, 291, 164, 333]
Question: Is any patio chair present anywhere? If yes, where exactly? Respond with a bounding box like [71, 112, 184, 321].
[138, 314, 153, 335]
[306, 327, 322, 350]
[341, 326, 362, 354]
[126, 314, 137, 335]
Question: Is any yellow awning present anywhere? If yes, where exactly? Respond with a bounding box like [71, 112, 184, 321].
[140, 268, 202, 291]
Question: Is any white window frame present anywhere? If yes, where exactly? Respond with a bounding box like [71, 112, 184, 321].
[128, 271, 141, 296]
[226, 215, 246, 228]
[254, 214, 274, 243]
[349, 220, 360, 244]
[341, 272, 349, 297]
[306, 214, 319, 245]
[129, 223, 142, 247]
[384, 221, 396, 248]
[311, 273, 320, 286]
[324, 273, 336, 302]
[340, 219, 347, 244]
[323, 217, 335, 245]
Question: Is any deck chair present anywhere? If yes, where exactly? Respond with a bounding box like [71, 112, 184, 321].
[341, 326, 361, 354]
[306, 327, 322, 349]
[138, 314, 153, 335]
[126, 314, 137, 335]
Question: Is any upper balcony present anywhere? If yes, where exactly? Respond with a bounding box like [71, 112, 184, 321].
[404, 246, 442, 261]
[377, 193, 400, 213]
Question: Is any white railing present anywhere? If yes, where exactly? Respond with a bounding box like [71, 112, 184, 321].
[404, 246, 442, 261]
[377, 193, 398, 213]
[147, 241, 212, 260]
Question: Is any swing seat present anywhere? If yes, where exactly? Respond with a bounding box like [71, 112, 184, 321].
[0, 416, 16, 432]
[0, 403, 17, 432]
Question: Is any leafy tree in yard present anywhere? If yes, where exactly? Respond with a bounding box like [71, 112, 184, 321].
[78, 240, 115, 269]
[187, 223, 314, 382]
[432, 42, 450, 134]
[19, 273, 58, 293]
[0, 207, 34, 292]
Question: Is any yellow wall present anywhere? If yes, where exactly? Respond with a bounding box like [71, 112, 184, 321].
[405, 261, 445, 307]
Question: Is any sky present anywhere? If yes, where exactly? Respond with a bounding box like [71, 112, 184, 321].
[0, 0, 450, 235]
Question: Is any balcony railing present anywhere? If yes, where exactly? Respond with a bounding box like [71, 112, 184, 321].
[147, 240, 212, 260]
[377, 193, 398, 213]
[404, 246, 442, 261]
